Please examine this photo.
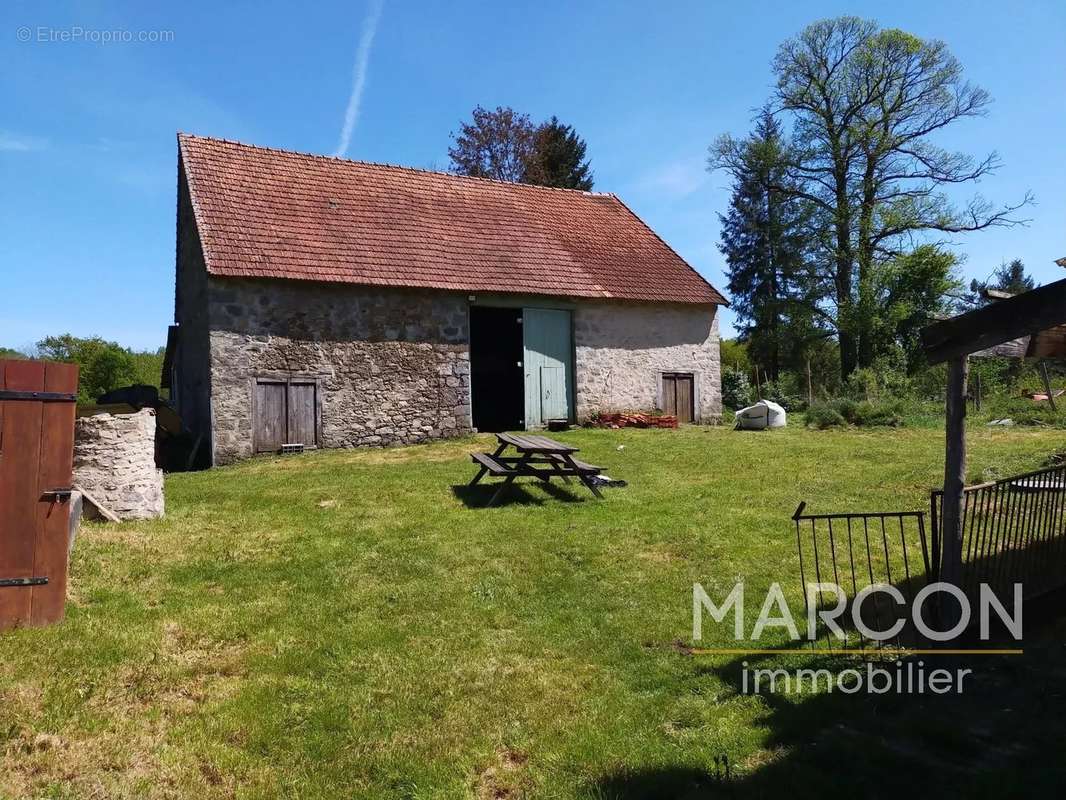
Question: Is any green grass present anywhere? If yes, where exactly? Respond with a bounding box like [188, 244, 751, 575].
[3, 425, 1066, 798]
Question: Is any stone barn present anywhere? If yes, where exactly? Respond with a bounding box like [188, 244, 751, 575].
[164, 134, 727, 466]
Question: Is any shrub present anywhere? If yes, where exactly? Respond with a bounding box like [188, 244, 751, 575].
[721, 367, 752, 410]
[854, 399, 904, 427]
[805, 403, 847, 429]
[805, 397, 904, 429]
[759, 379, 808, 412]
[981, 396, 1066, 428]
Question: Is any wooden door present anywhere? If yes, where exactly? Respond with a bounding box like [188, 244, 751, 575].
[254, 381, 286, 452]
[255, 379, 317, 452]
[675, 374, 694, 423]
[523, 308, 572, 427]
[0, 359, 78, 629]
[662, 373, 694, 423]
[287, 382, 317, 447]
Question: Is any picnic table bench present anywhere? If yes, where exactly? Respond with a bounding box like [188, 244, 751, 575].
[469, 432, 605, 506]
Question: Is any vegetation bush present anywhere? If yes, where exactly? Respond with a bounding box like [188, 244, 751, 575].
[721, 367, 752, 410]
[805, 398, 904, 428]
[981, 396, 1066, 428]
[805, 403, 847, 429]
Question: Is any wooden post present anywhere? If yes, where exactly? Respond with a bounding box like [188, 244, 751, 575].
[806, 359, 813, 407]
[974, 371, 982, 413]
[1040, 359, 1056, 412]
[940, 356, 968, 628]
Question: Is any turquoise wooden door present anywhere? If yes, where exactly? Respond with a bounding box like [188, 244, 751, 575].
[523, 308, 573, 428]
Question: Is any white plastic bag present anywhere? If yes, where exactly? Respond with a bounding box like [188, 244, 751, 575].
[734, 400, 787, 430]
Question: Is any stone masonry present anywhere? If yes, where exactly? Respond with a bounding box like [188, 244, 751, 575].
[574, 301, 722, 422]
[74, 409, 164, 519]
[207, 278, 472, 464]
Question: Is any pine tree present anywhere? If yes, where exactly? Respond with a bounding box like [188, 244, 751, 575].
[715, 112, 816, 381]
[969, 258, 1036, 304]
[523, 117, 593, 190]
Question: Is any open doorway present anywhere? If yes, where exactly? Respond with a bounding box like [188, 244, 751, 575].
[470, 306, 524, 432]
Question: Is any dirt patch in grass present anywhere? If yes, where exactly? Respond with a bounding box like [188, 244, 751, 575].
[475, 747, 531, 800]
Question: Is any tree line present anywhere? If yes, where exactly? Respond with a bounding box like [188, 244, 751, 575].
[712, 16, 1032, 390]
[0, 335, 165, 404]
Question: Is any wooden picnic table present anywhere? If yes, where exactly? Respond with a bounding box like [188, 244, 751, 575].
[469, 432, 605, 506]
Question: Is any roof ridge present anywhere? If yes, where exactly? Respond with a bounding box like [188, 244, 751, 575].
[176, 132, 616, 199]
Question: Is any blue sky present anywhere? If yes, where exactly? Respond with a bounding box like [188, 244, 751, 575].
[2, 0, 1064, 352]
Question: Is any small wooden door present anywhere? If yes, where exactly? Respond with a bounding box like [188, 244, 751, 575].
[287, 383, 317, 446]
[0, 359, 78, 629]
[255, 382, 286, 452]
[662, 373, 695, 423]
[254, 379, 317, 452]
[523, 308, 573, 427]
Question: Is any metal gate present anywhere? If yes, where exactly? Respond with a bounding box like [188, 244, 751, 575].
[0, 359, 78, 629]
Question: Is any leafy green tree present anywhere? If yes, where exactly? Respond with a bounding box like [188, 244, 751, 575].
[868, 245, 961, 367]
[711, 111, 819, 381]
[523, 116, 593, 190]
[448, 106, 537, 182]
[35, 334, 140, 403]
[718, 17, 1029, 379]
[719, 338, 751, 373]
[0, 346, 27, 360]
[131, 347, 166, 389]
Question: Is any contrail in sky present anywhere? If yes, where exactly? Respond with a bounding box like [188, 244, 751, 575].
[333, 0, 384, 157]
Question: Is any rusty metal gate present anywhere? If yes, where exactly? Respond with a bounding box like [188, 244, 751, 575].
[0, 359, 78, 629]
[930, 462, 1066, 608]
[793, 502, 932, 651]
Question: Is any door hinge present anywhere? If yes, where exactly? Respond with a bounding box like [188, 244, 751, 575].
[0, 577, 48, 588]
[0, 390, 77, 402]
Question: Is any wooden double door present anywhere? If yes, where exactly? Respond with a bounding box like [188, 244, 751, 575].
[0, 359, 78, 629]
[661, 372, 695, 423]
[254, 378, 318, 452]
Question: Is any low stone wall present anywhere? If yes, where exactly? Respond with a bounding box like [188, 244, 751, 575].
[74, 409, 164, 520]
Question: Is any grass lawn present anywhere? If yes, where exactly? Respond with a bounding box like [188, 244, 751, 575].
[3, 425, 1066, 798]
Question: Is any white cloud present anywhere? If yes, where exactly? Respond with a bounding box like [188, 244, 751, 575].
[0, 131, 47, 152]
[333, 0, 385, 158]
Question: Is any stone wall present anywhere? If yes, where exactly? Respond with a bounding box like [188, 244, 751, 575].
[206, 278, 472, 464]
[173, 162, 213, 459]
[574, 301, 721, 422]
[74, 409, 164, 519]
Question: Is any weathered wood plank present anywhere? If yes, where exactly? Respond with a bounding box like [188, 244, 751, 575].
[0, 360, 45, 628]
[31, 361, 77, 626]
[921, 277, 1066, 363]
[254, 381, 286, 452]
[939, 356, 968, 626]
[287, 382, 316, 447]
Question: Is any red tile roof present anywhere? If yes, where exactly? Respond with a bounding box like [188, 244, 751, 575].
[178, 134, 726, 306]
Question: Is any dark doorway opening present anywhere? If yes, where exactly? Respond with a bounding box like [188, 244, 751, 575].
[470, 306, 524, 432]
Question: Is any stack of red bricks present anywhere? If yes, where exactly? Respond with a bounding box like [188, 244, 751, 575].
[593, 412, 678, 429]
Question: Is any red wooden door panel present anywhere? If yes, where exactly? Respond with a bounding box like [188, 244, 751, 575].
[0, 359, 77, 629]
[32, 362, 79, 624]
